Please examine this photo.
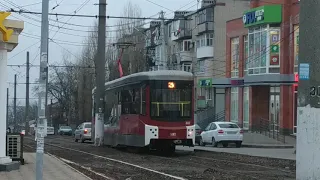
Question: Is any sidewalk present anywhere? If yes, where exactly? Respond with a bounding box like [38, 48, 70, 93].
[0, 153, 91, 180]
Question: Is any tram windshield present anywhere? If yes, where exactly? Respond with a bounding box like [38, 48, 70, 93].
[150, 80, 192, 121]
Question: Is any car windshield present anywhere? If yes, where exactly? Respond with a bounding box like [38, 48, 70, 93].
[218, 123, 239, 128]
[61, 126, 71, 129]
[84, 124, 91, 128]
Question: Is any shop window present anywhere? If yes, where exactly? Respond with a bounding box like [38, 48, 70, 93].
[243, 87, 249, 130]
[231, 37, 239, 77]
[247, 25, 268, 75]
[244, 35, 248, 76]
[230, 87, 239, 123]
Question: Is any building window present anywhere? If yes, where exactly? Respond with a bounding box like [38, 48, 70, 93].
[182, 63, 192, 72]
[231, 37, 239, 77]
[248, 25, 268, 75]
[243, 87, 249, 130]
[205, 87, 212, 100]
[197, 8, 213, 24]
[244, 35, 248, 75]
[294, 25, 299, 73]
[230, 87, 239, 123]
[198, 60, 205, 74]
[168, 24, 172, 37]
[196, 33, 214, 48]
[181, 40, 192, 51]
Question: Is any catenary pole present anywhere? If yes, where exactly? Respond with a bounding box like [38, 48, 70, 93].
[36, 0, 49, 179]
[94, 0, 106, 146]
[25, 52, 30, 136]
[160, 11, 167, 70]
[296, 0, 320, 179]
[13, 74, 17, 128]
[6, 88, 9, 129]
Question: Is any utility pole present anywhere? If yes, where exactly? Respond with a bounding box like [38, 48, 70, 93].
[6, 88, 9, 129]
[296, 0, 320, 179]
[50, 99, 52, 126]
[94, 0, 106, 146]
[160, 11, 167, 70]
[25, 52, 30, 136]
[36, 0, 49, 179]
[13, 74, 17, 129]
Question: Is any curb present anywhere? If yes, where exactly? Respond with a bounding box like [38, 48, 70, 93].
[241, 144, 294, 149]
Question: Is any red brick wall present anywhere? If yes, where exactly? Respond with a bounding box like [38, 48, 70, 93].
[250, 86, 270, 126]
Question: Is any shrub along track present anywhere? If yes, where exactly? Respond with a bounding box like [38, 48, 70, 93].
[24, 136, 295, 180]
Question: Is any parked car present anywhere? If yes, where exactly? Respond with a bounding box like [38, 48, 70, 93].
[58, 126, 73, 135]
[195, 124, 202, 145]
[74, 122, 92, 143]
[200, 122, 243, 148]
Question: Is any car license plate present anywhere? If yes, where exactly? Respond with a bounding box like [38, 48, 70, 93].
[227, 131, 237, 134]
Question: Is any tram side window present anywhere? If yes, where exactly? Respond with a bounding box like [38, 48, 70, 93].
[121, 90, 132, 114]
[121, 89, 141, 114]
[132, 88, 141, 114]
[141, 88, 146, 115]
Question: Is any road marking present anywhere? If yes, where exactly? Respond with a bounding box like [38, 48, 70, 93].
[46, 143, 187, 180]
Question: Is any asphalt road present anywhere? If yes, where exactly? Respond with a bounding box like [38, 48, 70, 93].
[23, 135, 296, 180]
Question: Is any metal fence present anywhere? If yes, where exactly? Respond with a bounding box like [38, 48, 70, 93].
[195, 108, 226, 129]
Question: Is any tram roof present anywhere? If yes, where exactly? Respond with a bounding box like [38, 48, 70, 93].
[92, 70, 193, 92]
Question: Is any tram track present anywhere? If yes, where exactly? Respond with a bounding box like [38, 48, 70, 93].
[24, 136, 295, 180]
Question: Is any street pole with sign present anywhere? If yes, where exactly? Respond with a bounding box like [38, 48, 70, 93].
[36, 0, 49, 179]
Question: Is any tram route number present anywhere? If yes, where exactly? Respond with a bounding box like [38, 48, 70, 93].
[310, 86, 320, 97]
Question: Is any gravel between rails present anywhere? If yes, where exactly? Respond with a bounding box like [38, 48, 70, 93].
[24, 135, 296, 180]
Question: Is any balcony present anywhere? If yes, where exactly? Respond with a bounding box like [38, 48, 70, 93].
[171, 29, 192, 41]
[178, 51, 193, 63]
[197, 22, 214, 35]
[197, 46, 214, 59]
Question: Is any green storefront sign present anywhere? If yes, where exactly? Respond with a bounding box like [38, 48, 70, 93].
[243, 5, 282, 27]
[198, 78, 212, 87]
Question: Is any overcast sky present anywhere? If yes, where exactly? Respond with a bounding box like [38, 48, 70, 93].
[2, 0, 199, 106]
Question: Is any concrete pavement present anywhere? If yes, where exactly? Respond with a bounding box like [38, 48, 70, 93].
[0, 153, 91, 180]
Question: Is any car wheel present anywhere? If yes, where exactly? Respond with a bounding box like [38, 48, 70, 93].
[199, 138, 205, 146]
[74, 135, 78, 142]
[212, 137, 217, 147]
[80, 136, 85, 143]
[222, 142, 228, 148]
[235, 141, 242, 148]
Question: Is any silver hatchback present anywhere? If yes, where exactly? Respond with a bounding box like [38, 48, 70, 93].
[74, 122, 92, 143]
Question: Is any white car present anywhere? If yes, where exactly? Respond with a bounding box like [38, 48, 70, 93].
[200, 122, 243, 148]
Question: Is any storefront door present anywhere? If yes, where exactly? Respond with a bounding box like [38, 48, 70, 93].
[269, 87, 280, 132]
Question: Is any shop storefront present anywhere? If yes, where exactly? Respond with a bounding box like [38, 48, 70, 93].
[225, 2, 299, 135]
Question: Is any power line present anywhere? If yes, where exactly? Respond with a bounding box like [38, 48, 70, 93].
[8, 9, 189, 20]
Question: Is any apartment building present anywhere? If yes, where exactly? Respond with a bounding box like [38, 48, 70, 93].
[144, 0, 250, 126]
[224, 0, 300, 134]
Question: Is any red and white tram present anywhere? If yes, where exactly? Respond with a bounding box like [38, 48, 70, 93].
[92, 70, 195, 153]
